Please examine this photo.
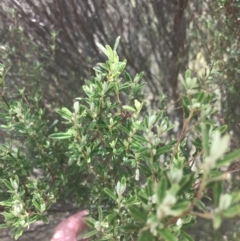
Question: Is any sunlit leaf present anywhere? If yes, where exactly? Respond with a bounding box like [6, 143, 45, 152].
[213, 213, 222, 230]
[222, 204, 240, 218]
[49, 132, 73, 139]
[217, 149, 240, 167]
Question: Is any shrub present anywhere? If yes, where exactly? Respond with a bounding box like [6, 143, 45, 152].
[1, 37, 240, 240]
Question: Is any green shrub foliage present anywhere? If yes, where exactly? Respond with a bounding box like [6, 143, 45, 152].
[1, 38, 240, 240]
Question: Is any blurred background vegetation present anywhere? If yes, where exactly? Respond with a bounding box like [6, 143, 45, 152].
[0, 0, 240, 240]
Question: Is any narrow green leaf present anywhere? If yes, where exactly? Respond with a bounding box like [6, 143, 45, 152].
[104, 188, 117, 201]
[117, 61, 126, 73]
[41, 215, 49, 224]
[222, 204, 240, 218]
[83, 229, 99, 239]
[49, 132, 73, 140]
[156, 141, 176, 156]
[185, 69, 191, 80]
[213, 181, 222, 207]
[105, 82, 116, 94]
[106, 45, 113, 59]
[194, 199, 208, 212]
[32, 200, 41, 212]
[213, 213, 222, 230]
[138, 190, 148, 205]
[202, 124, 210, 156]
[107, 212, 118, 223]
[132, 83, 146, 93]
[182, 216, 196, 229]
[231, 192, 240, 204]
[95, 80, 103, 92]
[156, 178, 167, 203]
[133, 135, 148, 143]
[203, 119, 216, 125]
[93, 65, 108, 74]
[172, 201, 190, 215]
[10, 178, 18, 190]
[97, 62, 109, 71]
[84, 218, 96, 228]
[49, 119, 59, 130]
[3, 180, 15, 191]
[0, 200, 13, 207]
[219, 125, 228, 133]
[125, 195, 138, 205]
[128, 205, 148, 223]
[179, 174, 194, 193]
[146, 178, 153, 197]
[96, 42, 108, 56]
[119, 82, 130, 92]
[56, 107, 72, 120]
[133, 72, 144, 83]
[180, 230, 194, 241]
[98, 206, 103, 222]
[14, 175, 19, 186]
[192, 137, 202, 149]
[123, 105, 135, 112]
[124, 71, 132, 83]
[197, 91, 205, 103]
[121, 176, 126, 187]
[14, 230, 23, 240]
[182, 96, 191, 110]
[217, 149, 240, 167]
[118, 125, 129, 134]
[155, 111, 163, 124]
[113, 36, 121, 51]
[158, 228, 177, 241]
[0, 223, 9, 228]
[120, 223, 141, 232]
[138, 231, 154, 241]
[30, 215, 40, 223]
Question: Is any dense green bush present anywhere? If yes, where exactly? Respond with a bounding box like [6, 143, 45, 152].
[1, 38, 240, 240]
